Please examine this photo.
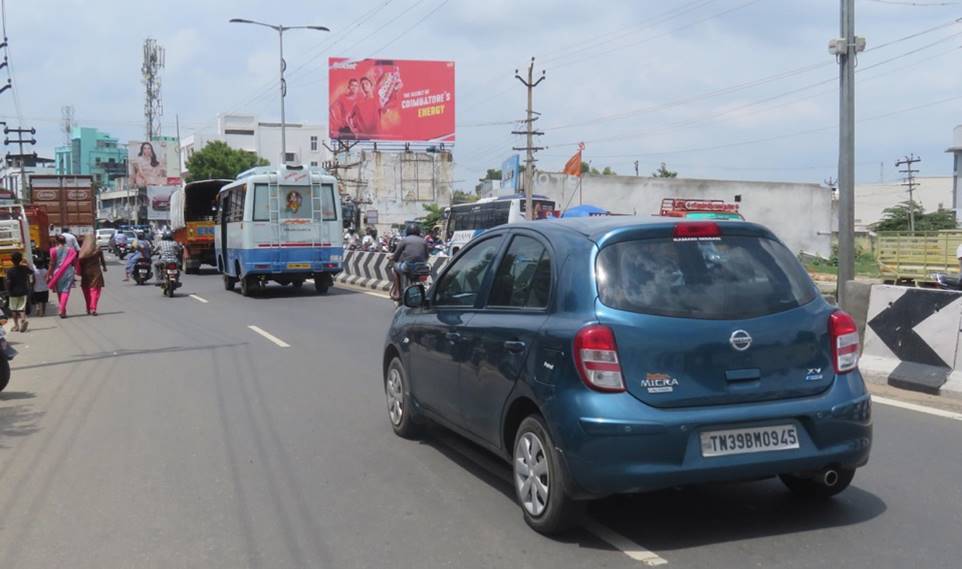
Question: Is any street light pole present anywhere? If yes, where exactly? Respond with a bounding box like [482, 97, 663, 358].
[229, 19, 330, 166]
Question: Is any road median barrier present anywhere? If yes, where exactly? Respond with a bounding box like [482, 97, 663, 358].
[861, 284, 962, 399]
[337, 250, 449, 293]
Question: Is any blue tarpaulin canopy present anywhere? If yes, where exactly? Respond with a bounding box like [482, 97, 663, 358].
[562, 204, 609, 218]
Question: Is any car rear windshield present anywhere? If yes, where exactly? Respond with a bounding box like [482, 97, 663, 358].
[596, 236, 817, 320]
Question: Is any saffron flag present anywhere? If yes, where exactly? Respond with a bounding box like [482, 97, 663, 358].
[563, 143, 585, 176]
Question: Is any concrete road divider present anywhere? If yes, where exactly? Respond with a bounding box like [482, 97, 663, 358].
[337, 250, 449, 293]
[861, 284, 962, 398]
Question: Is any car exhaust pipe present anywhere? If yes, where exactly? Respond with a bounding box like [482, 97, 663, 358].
[820, 468, 840, 487]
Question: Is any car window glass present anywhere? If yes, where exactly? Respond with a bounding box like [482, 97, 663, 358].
[488, 235, 551, 309]
[596, 236, 816, 320]
[434, 237, 503, 307]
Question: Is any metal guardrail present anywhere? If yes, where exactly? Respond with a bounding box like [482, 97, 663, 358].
[877, 230, 962, 282]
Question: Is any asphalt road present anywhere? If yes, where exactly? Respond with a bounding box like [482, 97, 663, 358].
[0, 258, 960, 569]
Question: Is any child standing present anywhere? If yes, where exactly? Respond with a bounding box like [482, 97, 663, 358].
[32, 257, 49, 317]
[5, 252, 31, 332]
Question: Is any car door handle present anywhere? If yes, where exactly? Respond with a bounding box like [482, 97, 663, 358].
[503, 340, 526, 353]
[446, 332, 462, 343]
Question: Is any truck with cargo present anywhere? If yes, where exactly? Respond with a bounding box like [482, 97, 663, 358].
[170, 179, 232, 273]
[29, 175, 96, 237]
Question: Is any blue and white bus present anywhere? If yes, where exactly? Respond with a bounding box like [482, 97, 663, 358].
[443, 194, 556, 254]
[214, 165, 343, 296]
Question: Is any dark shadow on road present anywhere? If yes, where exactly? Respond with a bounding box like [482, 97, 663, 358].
[416, 424, 887, 550]
[233, 285, 359, 300]
[13, 342, 247, 371]
[0, 402, 42, 446]
[0, 391, 36, 401]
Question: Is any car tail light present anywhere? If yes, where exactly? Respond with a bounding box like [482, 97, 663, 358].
[166, 262, 178, 270]
[673, 222, 721, 239]
[573, 325, 625, 392]
[830, 311, 860, 373]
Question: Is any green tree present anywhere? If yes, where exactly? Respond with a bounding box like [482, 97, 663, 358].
[653, 162, 678, 178]
[481, 169, 502, 181]
[874, 201, 958, 232]
[184, 141, 270, 182]
[580, 161, 601, 175]
[452, 190, 479, 204]
[421, 203, 445, 232]
[602, 166, 616, 176]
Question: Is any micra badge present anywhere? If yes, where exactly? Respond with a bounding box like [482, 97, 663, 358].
[641, 372, 679, 394]
[805, 368, 824, 382]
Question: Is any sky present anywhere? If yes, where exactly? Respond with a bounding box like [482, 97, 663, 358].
[1, 0, 960, 191]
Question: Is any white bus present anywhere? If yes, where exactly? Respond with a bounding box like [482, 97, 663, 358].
[214, 165, 343, 296]
[443, 194, 557, 254]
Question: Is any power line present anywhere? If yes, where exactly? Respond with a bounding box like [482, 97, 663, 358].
[367, 0, 450, 57]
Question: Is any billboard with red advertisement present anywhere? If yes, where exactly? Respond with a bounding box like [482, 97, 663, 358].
[328, 58, 455, 143]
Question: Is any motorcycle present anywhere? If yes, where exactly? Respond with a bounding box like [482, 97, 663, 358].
[931, 272, 961, 291]
[0, 325, 17, 392]
[113, 242, 131, 260]
[160, 259, 182, 297]
[133, 257, 153, 285]
[393, 261, 432, 305]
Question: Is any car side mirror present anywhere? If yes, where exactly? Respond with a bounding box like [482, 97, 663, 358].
[403, 285, 427, 308]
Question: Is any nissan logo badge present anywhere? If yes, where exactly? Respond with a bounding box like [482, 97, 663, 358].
[730, 330, 752, 352]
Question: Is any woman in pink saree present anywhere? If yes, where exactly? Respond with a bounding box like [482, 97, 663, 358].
[47, 235, 78, 318]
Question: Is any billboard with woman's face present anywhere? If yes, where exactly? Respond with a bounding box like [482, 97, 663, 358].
[329, 58, 455, 143]
[128, 141, 169, 187]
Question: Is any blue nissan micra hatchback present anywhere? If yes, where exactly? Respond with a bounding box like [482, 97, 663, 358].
[383, 217, 872, 534]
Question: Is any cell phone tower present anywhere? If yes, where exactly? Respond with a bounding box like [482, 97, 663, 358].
[142, 38, 165, 140]
[61, 105, 75, 145]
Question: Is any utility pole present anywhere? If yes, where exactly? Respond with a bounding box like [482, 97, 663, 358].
[896, 154, 921, 233]
[4, 125, 37, 203]
[513, 58, 545, 220]
[830, 0, 865, 310]
[230, 19, 330, 166]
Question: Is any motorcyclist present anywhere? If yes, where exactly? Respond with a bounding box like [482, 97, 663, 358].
[390, 223, 429, 300]
[153, 231, 183, 285]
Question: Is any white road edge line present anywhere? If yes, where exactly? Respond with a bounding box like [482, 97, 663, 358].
[248, 325, 291, 348]
[189, 294, 209, 304]
[583, 518, 668, 566]
[872, 395, 962, 422]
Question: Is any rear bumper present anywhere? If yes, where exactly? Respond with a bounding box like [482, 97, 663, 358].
[548, 372, 872, 497]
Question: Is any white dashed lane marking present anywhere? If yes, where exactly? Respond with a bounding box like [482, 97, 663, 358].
[248, 325, 291, 348]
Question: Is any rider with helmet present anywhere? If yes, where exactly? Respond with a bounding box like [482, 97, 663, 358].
[390, 222, 429, 300]
[153, 231, 183, 284]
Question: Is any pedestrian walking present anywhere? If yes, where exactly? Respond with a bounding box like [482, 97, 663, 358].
[60, 227, 80, 251]
[78, 232, 107, 316]
[5, 252, 31, 332]
[48, 234, 78, 318]
[32, 256, 49, 317]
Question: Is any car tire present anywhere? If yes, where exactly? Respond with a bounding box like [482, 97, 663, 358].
[240, 276, 253, 297]
[385, 357, 421, 439]
[779, 468, 855, 499]
[223, 274, 236, 291]
[513, 415, 583, 535]
[0, 357, 9, 392]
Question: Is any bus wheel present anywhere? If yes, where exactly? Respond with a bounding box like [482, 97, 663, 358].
[240, 276, 254, 297]
[223, 274, 236, 291]
[315, 274, 332, 295]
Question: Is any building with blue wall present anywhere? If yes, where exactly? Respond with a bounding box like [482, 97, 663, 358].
[55, 127, 128, 186]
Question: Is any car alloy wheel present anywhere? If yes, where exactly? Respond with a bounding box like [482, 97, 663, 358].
[386, 367, 404, 426]
[514, 432, 550, 517]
